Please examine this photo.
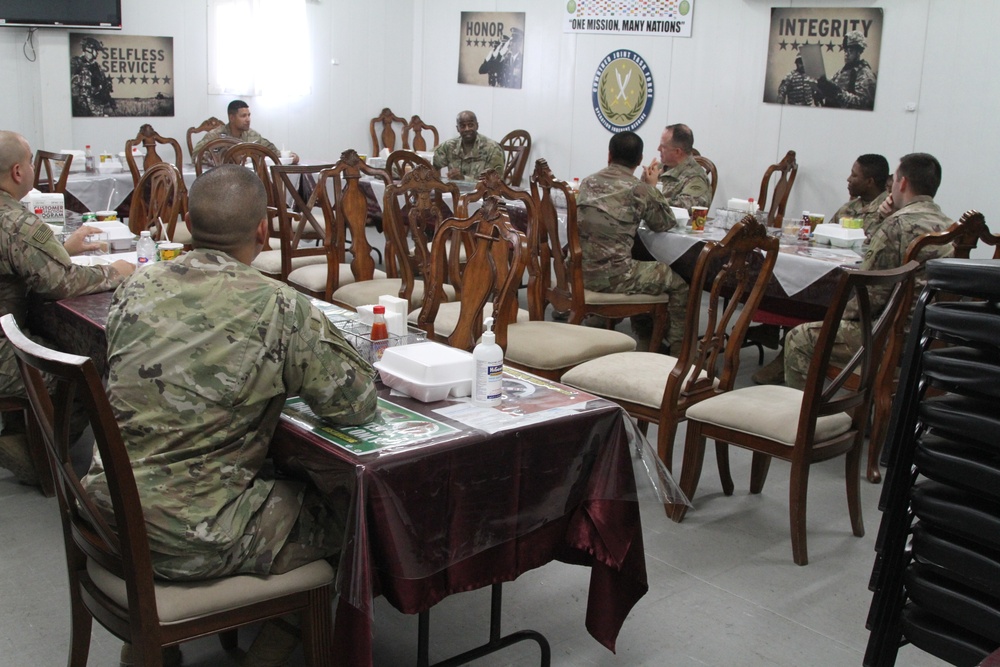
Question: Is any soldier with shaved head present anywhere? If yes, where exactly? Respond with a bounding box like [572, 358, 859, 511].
[82, 164, 376, 665]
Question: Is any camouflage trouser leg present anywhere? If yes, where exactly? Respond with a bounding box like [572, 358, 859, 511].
[615, 261, 690, 350]
[151, 479, 347, 579]
[784, 320, 863, 390]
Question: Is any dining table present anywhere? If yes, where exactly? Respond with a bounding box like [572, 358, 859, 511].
[32, 290, 659, 667]
[639, 223, 864, 320]
[63, 164, 198, 215]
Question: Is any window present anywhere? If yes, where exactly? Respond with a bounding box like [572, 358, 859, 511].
[207, 0, 311, 97]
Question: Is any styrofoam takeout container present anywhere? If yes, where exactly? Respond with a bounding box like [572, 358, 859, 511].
[86, 220, 135, 250]
[812, 224, 865, 248]
[373, 342, 474, 402]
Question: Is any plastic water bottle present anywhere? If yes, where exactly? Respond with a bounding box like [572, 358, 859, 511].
[84, 145, 95, 174]
[136, 231, 156, 266]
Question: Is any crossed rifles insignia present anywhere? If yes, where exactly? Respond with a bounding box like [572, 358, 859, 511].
[614, 65, 632, 105]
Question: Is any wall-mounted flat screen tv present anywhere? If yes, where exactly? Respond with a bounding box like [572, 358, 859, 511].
[0, 0, 122, 29]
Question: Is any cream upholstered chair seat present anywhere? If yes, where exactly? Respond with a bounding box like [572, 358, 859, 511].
[288, 263, 386, 295]
[504, 322, 636, 376]
[408, 302, 529, 339]
[561, 351, 715, 409]
[582, 289, 670, 306]
[87, 558, 333, 624]
[685, 385, 852, 446]
[332, 278, 455, 311]
[250, 250, 327, 277]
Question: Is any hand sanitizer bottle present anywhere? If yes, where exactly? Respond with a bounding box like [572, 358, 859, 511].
[472, 317, 503, 407]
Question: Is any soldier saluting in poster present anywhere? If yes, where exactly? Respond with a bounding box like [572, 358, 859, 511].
[478, 26, 523, 89]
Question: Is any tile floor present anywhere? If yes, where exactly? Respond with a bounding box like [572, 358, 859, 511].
[0, 339, 947, 666]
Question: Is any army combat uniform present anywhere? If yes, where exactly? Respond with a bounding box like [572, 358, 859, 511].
[82, 249, 377, 580]
[192, 123, 283, 156]
[657, 155, 712, 213]
[832, 191, 889, 237]
[784, 196, 952, 389]
[432, 133, 504, 181]
[0, 190, 125, 398]
[778, 70, 819, 106]
[577, 162, 690, 350]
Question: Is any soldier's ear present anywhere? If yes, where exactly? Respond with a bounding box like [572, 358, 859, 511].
[254, 218, 269, 246]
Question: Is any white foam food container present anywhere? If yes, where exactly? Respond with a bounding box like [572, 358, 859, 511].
[670, 206, 690, 226]
[373, 342, 474, 402]
[812, 224, 865, 248]
[87, 220, 135, 250]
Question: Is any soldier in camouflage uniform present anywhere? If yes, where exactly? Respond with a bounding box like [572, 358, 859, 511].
[577, 131, 689, 351]
[642, 123, 712, 213]
[70, 37, 117, 117]
[778, 55, 819, 106]
[82, 164, 375, 576]
[831, 153, 890, 236]
[0, 131, 134, 484]
[818, 31, 877, 110]
[193, 99, 299, 163]
[785, 154, 952, 389]
[432, 110, 504, 180]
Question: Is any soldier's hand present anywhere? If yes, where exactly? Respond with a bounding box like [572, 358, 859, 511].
[816, 76, 839, 99]
[111, 259, 136, 278]
[63, 225, 105, 256]
[642, 160, 661, 185]
[447, 167, 463, 180]
[878, 194, 895, 219]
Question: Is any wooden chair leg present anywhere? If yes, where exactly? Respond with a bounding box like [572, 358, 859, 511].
[24, 409, 54, 497]
[301, 585, 334, 667]
[668, 423, 707, 522]
[866, 390, 893, 483]
[657, 418, 679, 475]
[749, 452, 772, 494]
[68, 586, 93, 667]
[715, 442, 734, 496]
[846, 442, 865, 538]
[788, 460, 810, 566]
[648, 305, 668, 353]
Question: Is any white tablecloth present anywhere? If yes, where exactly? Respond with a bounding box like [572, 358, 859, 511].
[65, 166, 197, 212]
[638, 225, 862, 297]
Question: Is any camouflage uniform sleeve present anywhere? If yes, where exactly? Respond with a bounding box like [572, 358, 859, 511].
[837, 65, 877, 109]
[192, 126, 224, 155]
[432, 140, 451, 170]
[12, 213, 124, 299]
[636, 183, 676, 233]
[255, 132, 281, 155]
[283, 294, 377, 425]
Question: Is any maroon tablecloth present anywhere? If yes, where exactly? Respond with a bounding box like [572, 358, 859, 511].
[40, 291, 649, 667]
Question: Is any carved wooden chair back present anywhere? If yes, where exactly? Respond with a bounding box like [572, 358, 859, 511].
[499, 129, 531, 187]
[185, 116, 225, 163]
[757, 149, 798, 228]
[402, 115, 439, 152]
[369, 107, 407, 155]
[32, 150, 74, 194]
[124, 124, 183, 188]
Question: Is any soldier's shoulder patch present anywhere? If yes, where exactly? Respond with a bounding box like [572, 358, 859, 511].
[26, 219, 55, 247]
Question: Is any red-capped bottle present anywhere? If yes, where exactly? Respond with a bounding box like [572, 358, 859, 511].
[370, 305, 389, 360]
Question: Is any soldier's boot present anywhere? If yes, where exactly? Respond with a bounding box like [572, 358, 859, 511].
[752, 348, 786, 386]
[0, 433, 38, 486]
[241, 619, 299, 667]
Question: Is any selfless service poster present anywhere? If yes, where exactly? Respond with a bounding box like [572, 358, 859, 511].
[70, 33, 175, 117]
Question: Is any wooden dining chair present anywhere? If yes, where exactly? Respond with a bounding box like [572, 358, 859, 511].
[669, 260, 920, 565]
[416, 196, 527, 352]
[127, 162, 188, 243]
[124, 124, 184, 188]
[32, 150, 74, 194]
[384, 149, 432, 182]
[402, 115, 439, 152]
[562, 214, 780, 472]
[193, 136, 239, 176]
[369, 107, 407, 156]
[758, 149, 798, 229]
[499, 129, 531, 187]
[255, 162, 336, 281]
[0, 313, 336, 667]
[185, 116, 225, 163]
[530, 158, 670, 346]
[693, 155, 718, 209]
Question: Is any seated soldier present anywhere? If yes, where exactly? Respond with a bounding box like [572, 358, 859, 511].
[83, 165, 377, 666]
[832, 153, 890, 237]
[576, 131, 689, 352]
[784, 153, 953, 389]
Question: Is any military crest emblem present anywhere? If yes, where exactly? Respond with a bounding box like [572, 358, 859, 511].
[592, 50, 654, 132]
